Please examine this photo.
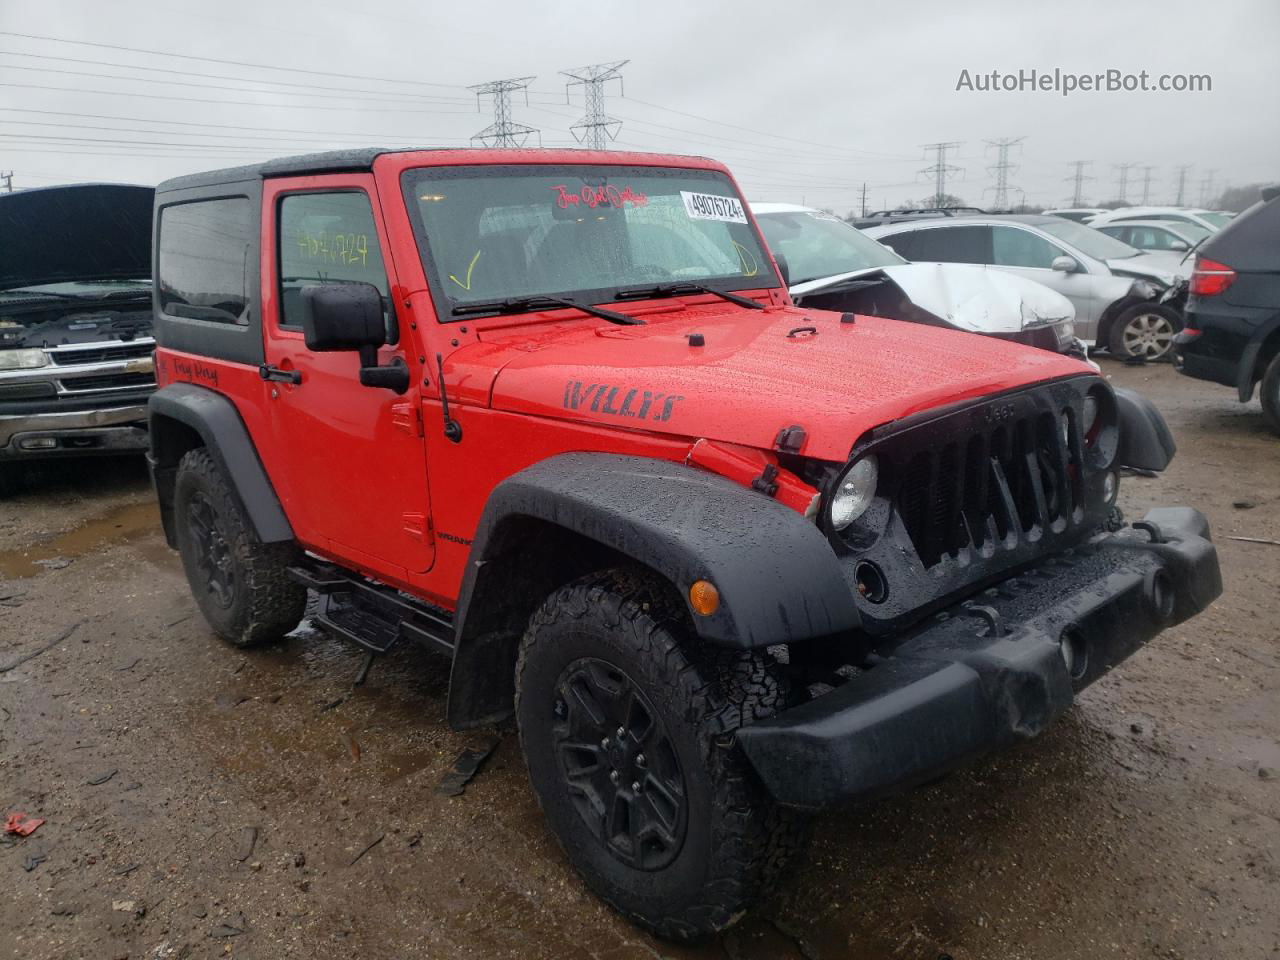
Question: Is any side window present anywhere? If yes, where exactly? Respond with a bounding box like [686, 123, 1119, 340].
[881, 231, 916, 259]
[991, 226, 1063, 269]
[909, 225, 991, 264]
[278, 191, 392, 335]
[158, 197, 252, 325]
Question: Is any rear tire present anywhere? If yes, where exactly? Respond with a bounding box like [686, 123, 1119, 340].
[1260, 353, 1280, 437]
[1108, 303, 1181, 361]
[515, 569, 808, 942]
[173, 447, 305, 647]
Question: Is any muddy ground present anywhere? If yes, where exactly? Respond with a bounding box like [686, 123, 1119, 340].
[1, 361, 1277, 960]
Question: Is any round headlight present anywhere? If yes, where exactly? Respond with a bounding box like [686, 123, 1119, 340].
[829, 456, 878, 531]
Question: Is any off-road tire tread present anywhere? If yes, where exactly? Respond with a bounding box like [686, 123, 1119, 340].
[175, 448, 305, 647]
[515, 567, 809, 942]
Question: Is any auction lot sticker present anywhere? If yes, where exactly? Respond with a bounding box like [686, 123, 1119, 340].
[681, 191, 748, 223]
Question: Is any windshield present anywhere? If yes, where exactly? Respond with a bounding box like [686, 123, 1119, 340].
[402, 165, 777, 315]
[1037, 218, 1142, 260]
[1198, 212, 1233, 229]
[756, 210, 902, 285]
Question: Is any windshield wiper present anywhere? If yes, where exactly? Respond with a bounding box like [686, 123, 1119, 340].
[614, 282, 765, 310]
[451, 295, 642, 325]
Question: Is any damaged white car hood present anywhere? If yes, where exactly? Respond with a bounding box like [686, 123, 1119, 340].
[791, 262, 1074, 333]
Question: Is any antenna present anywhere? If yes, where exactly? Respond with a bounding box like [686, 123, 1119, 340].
[561, 60, 629, 150]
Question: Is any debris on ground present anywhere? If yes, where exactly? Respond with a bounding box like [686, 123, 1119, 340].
[22, 852, 47, 872]
[86, 769, 117, 786]
[0, 620, 84, 674]
[234, 826, 258, 862]
[1227, 535, 1280, 546]
[349, 833, 385, 866]
[4, 812, 45, 837]
[435, 739, 500, 797]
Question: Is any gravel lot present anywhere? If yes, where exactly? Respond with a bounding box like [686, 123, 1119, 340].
[1, 360, 1276, 960]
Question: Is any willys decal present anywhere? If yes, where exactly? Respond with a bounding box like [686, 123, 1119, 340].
[563, 381, 683, 422]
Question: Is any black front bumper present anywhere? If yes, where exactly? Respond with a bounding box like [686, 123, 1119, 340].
[735, 507, 1221, 812]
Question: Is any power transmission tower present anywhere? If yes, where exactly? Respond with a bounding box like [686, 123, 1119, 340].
[859, 182, 868, 217]
[1112, 162, 1137, 204]
[469, 76, 539, 148]
[1, 171, 12, 193]
[1140, 165, 1157, 204]
[561, 60, 629, 150]
[984, 137, 1024, 210]
[1198, 169, 1217, 207]
[1172, 165, 1192, 205]
[1064, 160, 1093, 205]
[920, 141, 963, 206]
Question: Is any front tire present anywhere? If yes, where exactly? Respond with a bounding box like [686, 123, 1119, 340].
[173, 447, 305, 647]
[515, 570, 807, 942]
[1108, 303, 1181, 361]
[1260, 353, 1280, 437]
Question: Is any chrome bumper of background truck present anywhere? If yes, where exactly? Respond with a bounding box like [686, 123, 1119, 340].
[0, 404, 150, 459]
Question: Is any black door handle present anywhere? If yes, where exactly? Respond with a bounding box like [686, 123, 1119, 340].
[259, 364, 302, 385]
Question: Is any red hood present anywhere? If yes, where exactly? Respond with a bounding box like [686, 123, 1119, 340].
[467, 305, 1091, 462]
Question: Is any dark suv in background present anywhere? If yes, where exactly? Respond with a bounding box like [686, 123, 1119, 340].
[1173, 186, 1280, 434]
[0, 184, 156, 495]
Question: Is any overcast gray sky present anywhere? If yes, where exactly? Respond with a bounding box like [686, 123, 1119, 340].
[1, 0, 1276, 212]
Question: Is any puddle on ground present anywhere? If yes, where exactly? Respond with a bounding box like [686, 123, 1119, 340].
[0, 500, 160, 579]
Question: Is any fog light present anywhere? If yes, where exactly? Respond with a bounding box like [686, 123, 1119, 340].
[688, 580, 720, 617]
[18, 437, 58, 450]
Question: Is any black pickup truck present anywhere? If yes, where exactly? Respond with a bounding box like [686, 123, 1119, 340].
[0, 183, 156, 495]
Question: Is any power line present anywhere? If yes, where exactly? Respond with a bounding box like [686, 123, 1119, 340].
[0, 80, 475, 114]
[1172, 164, 1192, 205]
[1140, 164, 1157, 204]
[1112, 162, 1138, 204]
[469, 76, 539, 148]
[0, 55, 463, 105]
[0, 30, 465, 90]
[984, 137, 1024, 209]
[562, 61, 628, 150]
[919, 141, 963, 205]
[1064, 160, 1093, 205]
[1198, 169, 1217, 207]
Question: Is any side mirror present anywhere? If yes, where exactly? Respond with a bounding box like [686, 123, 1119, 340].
[301, 282, 386, 352]
[300, 282, 407, 394]
[1051, 255, 1079, 273]
[773, 252, 791, 288]
[1169, 239, 1189, 251]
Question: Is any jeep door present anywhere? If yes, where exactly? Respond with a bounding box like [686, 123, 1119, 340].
[260, 175, 434, 579]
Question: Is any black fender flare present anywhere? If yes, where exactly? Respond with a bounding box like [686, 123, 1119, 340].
[1114, 387, 1176, 472]
[147, 383, 293, 546]
[1235, 313, 1280, 402]
[446, 453, 860, 728]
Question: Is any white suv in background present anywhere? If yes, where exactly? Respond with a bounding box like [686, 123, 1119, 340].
[866, 214, 1186, 360]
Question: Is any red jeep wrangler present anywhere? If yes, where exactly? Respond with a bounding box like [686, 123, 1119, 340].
[147, 148, 1221, 940]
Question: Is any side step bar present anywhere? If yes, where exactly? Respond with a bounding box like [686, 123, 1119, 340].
[288, 562, 455, 659]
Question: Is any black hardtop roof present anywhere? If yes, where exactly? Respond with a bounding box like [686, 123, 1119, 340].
[156, 148, 392, 193]
[155, 146, 722, 194]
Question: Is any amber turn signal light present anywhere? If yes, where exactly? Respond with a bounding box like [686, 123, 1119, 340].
[688, 580, 720, 616]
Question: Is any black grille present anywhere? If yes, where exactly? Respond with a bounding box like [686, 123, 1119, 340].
[59, 372, 156, 393]
[895, 408, 1080, 568]
[48, 343, 153, 366]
